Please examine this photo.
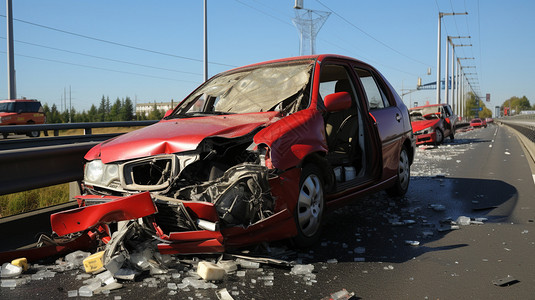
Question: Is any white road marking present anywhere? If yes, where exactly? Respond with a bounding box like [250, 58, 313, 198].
[533, 174, 535, 185]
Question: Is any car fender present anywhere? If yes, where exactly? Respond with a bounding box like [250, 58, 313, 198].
[253, 109, 328, 171]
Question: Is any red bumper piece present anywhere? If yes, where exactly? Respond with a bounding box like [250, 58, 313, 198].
[51, 192, 157, 236]
[157, 230, 225, 254]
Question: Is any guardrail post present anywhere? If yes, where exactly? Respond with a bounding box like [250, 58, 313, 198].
[69, 181, 82, 201]
[84, 128, 92, 135]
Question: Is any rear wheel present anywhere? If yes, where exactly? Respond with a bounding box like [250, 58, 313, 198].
[27, 130, 40, 138]
[26, 121, 40, 138]
[386, 146, 410, 197]
[293, 164, 324, 247]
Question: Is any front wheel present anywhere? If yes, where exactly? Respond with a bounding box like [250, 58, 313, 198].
[434, 128, 444, 145]
[386, 146, 410, 197]
[293, 164, 324, 248]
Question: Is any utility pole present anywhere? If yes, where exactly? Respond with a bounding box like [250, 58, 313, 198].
[457, 57, 474, 117]
[69, 85, 72, 123]
[447, 36, 470, 109]
[436, 12, 467, 104]
[203, 0, 208, 82]
[6, 0, 16, 99]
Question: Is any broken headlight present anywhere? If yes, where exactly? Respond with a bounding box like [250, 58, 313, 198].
[415, 126, 433, 135]
[84, 159, 120, 187]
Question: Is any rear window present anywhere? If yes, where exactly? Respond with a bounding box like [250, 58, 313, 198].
[0, 101, 43, 113]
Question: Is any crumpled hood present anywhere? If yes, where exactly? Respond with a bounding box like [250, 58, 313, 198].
[411, 119, 439, 132]
[86, 111, 281, 163]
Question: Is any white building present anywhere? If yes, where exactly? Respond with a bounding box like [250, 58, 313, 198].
[135, 101, 176, 117]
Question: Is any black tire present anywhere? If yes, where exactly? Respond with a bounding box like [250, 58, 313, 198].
[26, 121, 40, 138]
[434, 128, 444, 145]
[27, 130, 40, 138]
[449, 132, 455, 140]
[292, 164, 324, 248]
[386, 146, 410, 197]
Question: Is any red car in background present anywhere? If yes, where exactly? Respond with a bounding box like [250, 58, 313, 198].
[51, 54, 416, 255]
[470, 118, 486, 128]
[409, 103, 457, 145]
[0, 99, 45, 138]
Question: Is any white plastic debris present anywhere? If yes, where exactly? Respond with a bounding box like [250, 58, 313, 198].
[68, 290, 78, 297]
[216, 288, 235, 300]
[405, 240, 420, 246]
[78, 280, 101, 297]
[1, 263, 23, 278]
[65, 250, 91, 267]
[327, 258, 338, 264]
[197, 261, 226, 281]
[235, 258, 260, 269]
[290, 264, 314, 275]
[216, 260, 238, 274]
[456, 216, 471, 226]
[328, 289, 355, 300]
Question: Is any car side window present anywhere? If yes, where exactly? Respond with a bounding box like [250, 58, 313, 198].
[444, 105, 453, 117]
[354, 68, 390, 110]
[318, 64, 358, 104]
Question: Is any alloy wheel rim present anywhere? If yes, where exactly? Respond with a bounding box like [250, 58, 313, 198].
[297, 174, 323, 237]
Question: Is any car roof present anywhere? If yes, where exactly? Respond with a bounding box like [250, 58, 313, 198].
[0, 99, 40, 103]
[224, 54, 369, 73]
[410, 103, 448, 110]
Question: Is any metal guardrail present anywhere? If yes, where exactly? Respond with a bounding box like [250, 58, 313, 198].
[498, 118, 535, 143]
[498, 118, 535, 163]
[0, 120, 158, 196]
[0, 120, 157, 136]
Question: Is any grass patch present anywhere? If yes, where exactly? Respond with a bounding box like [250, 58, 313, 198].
[45, 126, 145, 137]
[1, 126, 142, 218]
[0, 184, 70, 218]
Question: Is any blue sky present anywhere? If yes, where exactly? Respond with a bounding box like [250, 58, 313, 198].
[0, 0, 533, 116]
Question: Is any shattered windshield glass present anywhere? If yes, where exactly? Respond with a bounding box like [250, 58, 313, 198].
[410, 106, 442, 121]
[172, 62, 313, 116]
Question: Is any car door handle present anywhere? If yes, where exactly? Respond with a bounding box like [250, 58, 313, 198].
[395, 113, 401, 122]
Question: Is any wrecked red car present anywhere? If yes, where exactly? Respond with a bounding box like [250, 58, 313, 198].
[409, 103, 456, 145]
[61, 54, 415, 254]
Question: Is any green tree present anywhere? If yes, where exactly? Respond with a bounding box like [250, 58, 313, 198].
[148, 103, 163, 120]
[464, 92, 492, 119]
[87, 104, 98, 122]
[120, 97, 134, 121]
[109, 98, 122, 121]
[500, 96, 531, 115]
[97, 96, 107, 121]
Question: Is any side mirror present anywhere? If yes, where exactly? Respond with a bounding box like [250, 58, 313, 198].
[324, 92, 351, 112]
[163, 109, 173, 118]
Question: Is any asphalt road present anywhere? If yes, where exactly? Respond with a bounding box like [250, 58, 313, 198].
[1, 123, 534, 299]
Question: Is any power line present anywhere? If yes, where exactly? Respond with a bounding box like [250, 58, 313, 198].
[0, 50, 201, 84]
[315, 0, 431, 67]
[0, 36, 203, 77]
[0, 14, 237, 68]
